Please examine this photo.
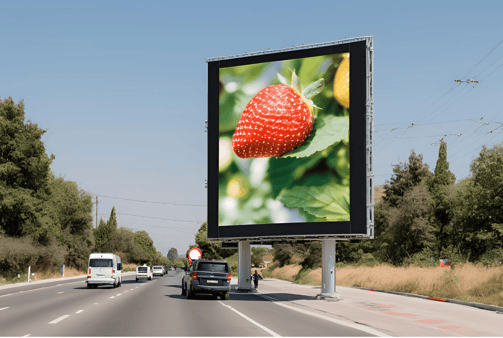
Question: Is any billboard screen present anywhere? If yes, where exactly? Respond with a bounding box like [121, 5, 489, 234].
[207, 37, 373, 240]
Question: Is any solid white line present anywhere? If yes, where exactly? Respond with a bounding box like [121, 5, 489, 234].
[259, 294, 390, 337]
[0, 307, 9, 311]
[76, 310, 83, 314]
[57, 292, 64, 294]
[49, 315, 70, 324]
[22, 334, 30, 337]
[0, 294, 13, 298]
[56, 284, 63, 286]
[218, 301, 280, 337]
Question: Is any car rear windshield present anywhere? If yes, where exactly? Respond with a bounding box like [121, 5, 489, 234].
[89, 259, 113, 267]
[197, 262, 229, 273]
[153, 266, 162, 269]
[137, 267, 148, 273]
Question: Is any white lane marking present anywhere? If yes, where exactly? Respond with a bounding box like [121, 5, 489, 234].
[0, 307, 9, 311]
[22, 334, 31, 337]
[49, 315, 70, 324]
[124, 291, 128, 293]
[56, 284, 63, 286]
[0, 294, 13, 298]
[57, 292, 64, 294]
[130, 289, 133, 291]
[218, 301, 280, 337]
[94, 303, 98, 305]
[116, 293, 122, 296]
[259, 294, 390, 337]
[109, 296, 115, 299]
[76, 310, 83, 314]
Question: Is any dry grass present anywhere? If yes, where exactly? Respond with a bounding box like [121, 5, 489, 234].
[267, 263, 503, 307]
[33, 266, 86, 281]
[268, 264, 302, 281]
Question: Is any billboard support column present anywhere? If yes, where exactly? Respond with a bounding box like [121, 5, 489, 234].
[237, 241, 253, 291]
[316, 239, 341, 300]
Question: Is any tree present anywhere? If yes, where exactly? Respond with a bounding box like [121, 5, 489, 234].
[383, 150, 432, 208]
[452, 144, 503, 262]
[167, 248, 178, 262]
[133, 230, 156, 264]
[251, 247, 267, 268]
[428, 140, 456, 259]
[94, 206, 119, 252]
[0, 97, 59, 244]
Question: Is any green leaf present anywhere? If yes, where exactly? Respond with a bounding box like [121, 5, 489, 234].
[302, 78, 324, 99]
[291, 70, 301, 93]
[279, 177, 350, 221]
[268, 154, 323, 199]
[282, 115, 349, 158]
[277, 72, 288, 85]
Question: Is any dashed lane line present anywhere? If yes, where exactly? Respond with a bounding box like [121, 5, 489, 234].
[94, 303, 98, 305]
[109, 296, 115, 299]
[76, 310, 83, 314]
[0, 307, 9, 311]
[57, 292, 64, 294]
[116, 293, 122, 297]
[218, 301, 280, 337]
[22, 334, 31, 337]
[49, 315, 70, 324]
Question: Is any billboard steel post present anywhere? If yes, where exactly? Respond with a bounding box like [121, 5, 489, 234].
[237, 241, 253, 291]
[316, 239, 340, 300]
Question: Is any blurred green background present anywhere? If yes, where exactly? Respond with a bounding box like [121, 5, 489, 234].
[218, 53, 350, 226]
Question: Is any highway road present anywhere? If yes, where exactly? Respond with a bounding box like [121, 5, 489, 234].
[0, 270, 375, 337]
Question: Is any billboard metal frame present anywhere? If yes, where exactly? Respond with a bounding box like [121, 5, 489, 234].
[207, 36, 374, 242]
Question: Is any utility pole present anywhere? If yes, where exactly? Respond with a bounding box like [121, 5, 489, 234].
[96, 195, 98, 229]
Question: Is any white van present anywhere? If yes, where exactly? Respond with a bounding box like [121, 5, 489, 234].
[87, 253, 122, 289]
[136, 265, 153, 281]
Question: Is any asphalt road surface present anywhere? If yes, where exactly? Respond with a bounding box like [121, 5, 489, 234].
[0, 270, 374, 337]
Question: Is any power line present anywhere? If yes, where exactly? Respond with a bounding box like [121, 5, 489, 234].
[116, 212, 205, 224]
[95, 194, 206, 207]
[460, 40, 503, 79]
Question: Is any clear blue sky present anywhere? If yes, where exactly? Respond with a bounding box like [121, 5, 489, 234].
[1, 0, 502, 256]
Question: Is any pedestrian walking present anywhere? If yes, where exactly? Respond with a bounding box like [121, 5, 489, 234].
[253, 270, 259, 289]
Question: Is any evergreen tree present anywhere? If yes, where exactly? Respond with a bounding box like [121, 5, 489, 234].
[428, 140, 456, 259]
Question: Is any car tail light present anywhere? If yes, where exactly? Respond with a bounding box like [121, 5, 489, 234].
[88, 268, 91, 275]
[227, 273, 231, 281]
[192, 272, 197, 280]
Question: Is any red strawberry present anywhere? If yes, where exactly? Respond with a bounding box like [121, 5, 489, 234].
[232, 72, 324, 158]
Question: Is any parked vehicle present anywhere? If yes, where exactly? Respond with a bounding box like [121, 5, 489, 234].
[136, 265, 153, 281]
[152, 266, 164, 277]
[181, 259, 231, 300]
[87, 253, 122, 289]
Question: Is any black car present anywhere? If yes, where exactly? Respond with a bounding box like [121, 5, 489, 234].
[181, 259, 231, 300]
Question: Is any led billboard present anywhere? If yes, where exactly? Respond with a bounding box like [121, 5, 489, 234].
[207, 37, 373, 240]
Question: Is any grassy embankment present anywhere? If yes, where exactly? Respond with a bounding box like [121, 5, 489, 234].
[0, 263, 138, 286]
[262, 262, 503, 307]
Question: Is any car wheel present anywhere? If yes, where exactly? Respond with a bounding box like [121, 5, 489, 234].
[87, 284, 91, 289]
[223, 292, 230, 301]
[181, 283, 186, 295]
[136, 278, 138, 282]
[112, 282, 116, 289]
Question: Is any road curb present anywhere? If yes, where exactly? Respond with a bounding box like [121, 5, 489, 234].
[351, 286, 503, 313]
